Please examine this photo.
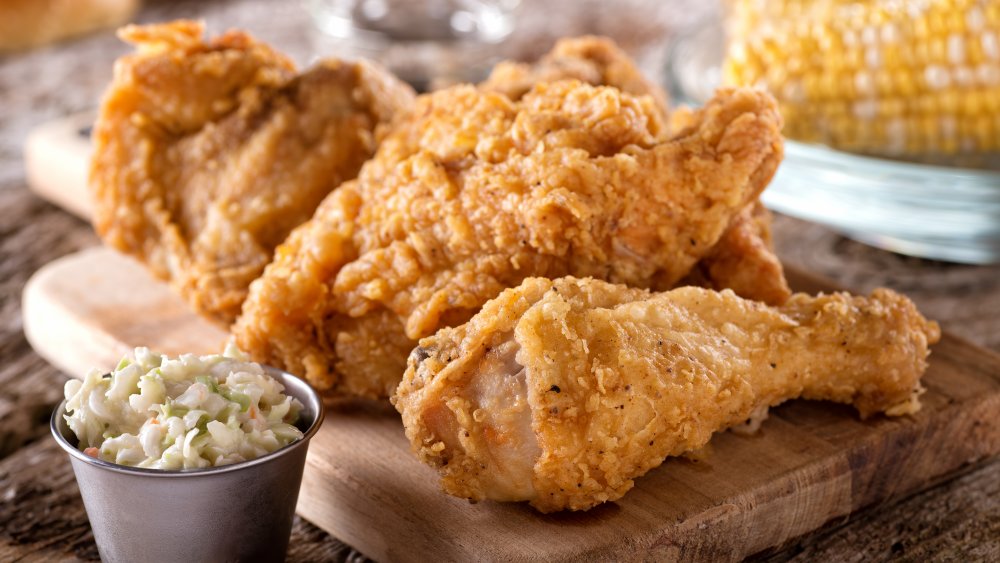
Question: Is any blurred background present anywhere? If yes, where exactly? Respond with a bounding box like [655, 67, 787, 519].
[4, 0, 1000, 264]
[0, 0, 710, 84]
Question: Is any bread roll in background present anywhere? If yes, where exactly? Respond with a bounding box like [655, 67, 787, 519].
[0, 0, 139, 52]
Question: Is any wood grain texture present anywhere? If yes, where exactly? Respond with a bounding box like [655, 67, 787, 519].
[21, 248, 1000, 562]
[23, 112, 94, 220]
[22, 248, 228, 376]
[1, 0, 998, 561]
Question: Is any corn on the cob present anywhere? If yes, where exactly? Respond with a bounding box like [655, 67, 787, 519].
[723, 0, 1000, 159]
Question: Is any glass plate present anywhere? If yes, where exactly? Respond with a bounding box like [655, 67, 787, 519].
[664, 21, 1000, 264]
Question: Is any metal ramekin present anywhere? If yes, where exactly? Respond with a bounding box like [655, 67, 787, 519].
[51, 366, 324, 563]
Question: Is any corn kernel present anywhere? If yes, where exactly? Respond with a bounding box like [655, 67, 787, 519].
[723, 0, 1000, 157]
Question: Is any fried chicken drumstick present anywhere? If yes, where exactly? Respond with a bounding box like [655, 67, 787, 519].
[394, 277, 941, 512]
[89, 20, 414, 324]
[234, 85, 784, 398]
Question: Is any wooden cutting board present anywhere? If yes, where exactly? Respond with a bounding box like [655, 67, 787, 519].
[23, 247, 1000, 562]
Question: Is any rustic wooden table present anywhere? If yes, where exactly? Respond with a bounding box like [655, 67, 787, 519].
[1, 0, 997, 561]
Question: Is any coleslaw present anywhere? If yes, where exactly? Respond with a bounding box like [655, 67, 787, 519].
[62, 344, 304, 470]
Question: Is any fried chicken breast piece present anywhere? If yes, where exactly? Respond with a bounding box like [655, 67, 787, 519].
[89, 20, 415, 324]
[482, 36, 788, 304]
[479, 35, 669, 115]
[234, 85, 784, 398]
[393, 277, 941, 512]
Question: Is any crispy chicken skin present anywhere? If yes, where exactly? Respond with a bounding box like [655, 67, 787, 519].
[393, 277, 941, 512]
[482, 37, 790, 305]
[89, 20, 415, 324]
[679, 200, 791, 304]
[479, 35, 669, 115]
[234, 85, 784, 398]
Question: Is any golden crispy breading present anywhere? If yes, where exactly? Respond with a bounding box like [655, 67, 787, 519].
[394, 277, 941, 512]
[482, 37, 790, 304]
[89, 20, 415, 324]
[669, 102, 790, 304]
[234, 85, 784, 398]
[479, 35, 669, 115]
[679, 201, 791, 304]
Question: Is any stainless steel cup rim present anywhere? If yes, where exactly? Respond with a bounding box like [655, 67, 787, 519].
[51, 366, 325, 478]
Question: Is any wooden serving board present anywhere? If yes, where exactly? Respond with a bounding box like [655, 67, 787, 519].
[22, 247, 1000, 562]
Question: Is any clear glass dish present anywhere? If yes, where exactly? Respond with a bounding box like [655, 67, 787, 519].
[665, 21, 1000, 265]
[306, 0, 520, 90]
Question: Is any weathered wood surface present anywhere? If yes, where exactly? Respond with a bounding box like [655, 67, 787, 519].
[0, 0, 998, 561]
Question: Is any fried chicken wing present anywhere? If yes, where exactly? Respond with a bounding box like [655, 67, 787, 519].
[393, 277, 941, 512]
[234, 85, 784, 397]
[481, 36, 788, 304]
[678, 200, 791, 304]
[479, 35, 669, 115]
[89, 20, 415, 324]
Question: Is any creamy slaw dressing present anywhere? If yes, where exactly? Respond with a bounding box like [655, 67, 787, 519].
[63, 344, 303, 470]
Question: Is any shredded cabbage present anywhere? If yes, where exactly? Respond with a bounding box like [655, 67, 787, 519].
[63, 343, 304, 469]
